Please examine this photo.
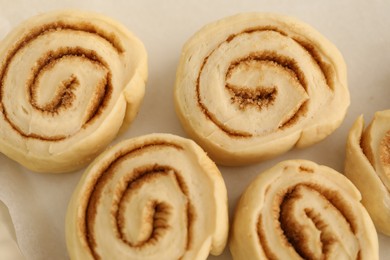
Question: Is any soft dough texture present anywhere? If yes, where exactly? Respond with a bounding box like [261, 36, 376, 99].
[345, 110, 390, 235]
[174, 13, 349, 166]
[230, 160, 378, 260]
[66, 133, 228, 260]
[0, 200, 24, 260]
[0, 10, 147, 173]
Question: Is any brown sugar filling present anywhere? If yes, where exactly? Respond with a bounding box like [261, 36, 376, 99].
[227, 83, 277, 111]
[293, 37, 334, 90]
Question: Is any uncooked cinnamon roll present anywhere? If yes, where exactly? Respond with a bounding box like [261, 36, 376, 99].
[230, 160, 378, 260]
[0, 200, 24, 259]
[345, 110, 390, 235]
[66, 133, 228, 260]
[0, 10, 147, 173]
[174, 13, 349, 166]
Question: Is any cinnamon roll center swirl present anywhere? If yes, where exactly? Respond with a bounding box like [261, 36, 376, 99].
[196, 28, 329, 138]
[0, 23, 120, 141]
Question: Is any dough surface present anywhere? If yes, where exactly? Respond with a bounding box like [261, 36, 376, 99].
[0, 10, 147, 173]
[230, 160, 378, 260]
[345, 110, 390, 235]
[174, 13, 349, 166]
[66, 133, 228, 260]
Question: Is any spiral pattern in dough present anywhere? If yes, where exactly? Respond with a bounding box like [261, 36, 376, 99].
[66, 133, 228, 260]
[174, 13, 349, 166]
[345, 110, 390, 235]
[230, 160, 378, 260]
[0, 10, 147, 173]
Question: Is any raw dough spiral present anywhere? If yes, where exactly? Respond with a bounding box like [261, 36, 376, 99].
[230, 160, 378, 260]
[66, 133, 228, 260]
[0, 10, 147, 173]
[174, 13, 349, 166]
[345, 110, 390, 235]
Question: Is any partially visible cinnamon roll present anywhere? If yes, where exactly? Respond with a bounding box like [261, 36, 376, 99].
[0, 200, 24, 259]
[66, 133, 228, 260]
[0, 10, 147, 173]
[230, 160, 378, 260]
[174, 13, 349, 166]
[345, 110, 390, 235]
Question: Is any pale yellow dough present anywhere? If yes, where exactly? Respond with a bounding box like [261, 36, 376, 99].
[0, 10, 147, 173]
[0, 200, 24, 260]
[174, 13, 349, 166]
[230, 160, 378, 260]
[345, 110, 390, 235]
[66, 133, 228, 260]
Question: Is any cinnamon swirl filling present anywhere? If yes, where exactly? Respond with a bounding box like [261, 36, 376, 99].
[0, 10, 147, 173]
[230, 160, 378, 260]
[0, 23, 118, 141]
[174, 13, 349, 165]
[66, 134, 228, 259]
